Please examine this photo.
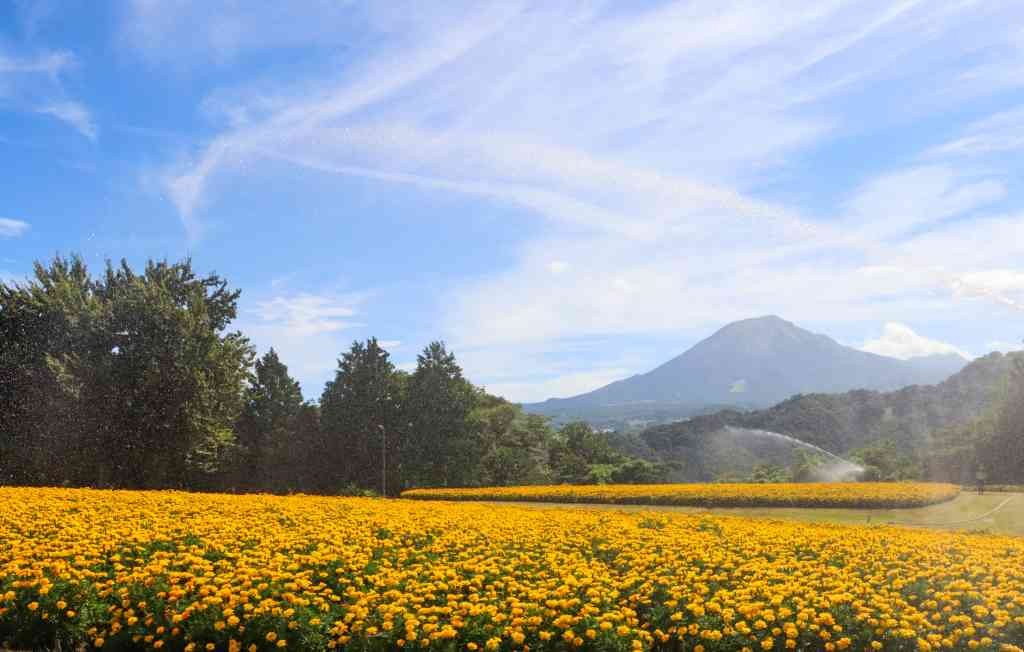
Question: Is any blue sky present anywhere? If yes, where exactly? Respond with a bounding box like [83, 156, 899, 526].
[2, 1, 1024, 403]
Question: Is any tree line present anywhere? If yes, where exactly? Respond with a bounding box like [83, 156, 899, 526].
[0, 256, 672, 494]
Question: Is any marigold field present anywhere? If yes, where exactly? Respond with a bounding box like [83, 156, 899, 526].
[2, 488, 1022, 652]
[400, 482, 961, 508]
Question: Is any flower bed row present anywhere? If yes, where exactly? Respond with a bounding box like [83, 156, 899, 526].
[401, 482, 961, 508]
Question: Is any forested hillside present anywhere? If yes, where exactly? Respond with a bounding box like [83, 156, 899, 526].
[640, 351, 1024, 483]
[0, 255, 670, 494]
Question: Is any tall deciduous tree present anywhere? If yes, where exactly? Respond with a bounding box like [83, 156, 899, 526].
[470, 397, 554, 486]
[0, 255, 254, 488]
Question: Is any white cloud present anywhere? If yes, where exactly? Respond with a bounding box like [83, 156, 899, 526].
[237, 291, 367, 397]
[950, 269, 1024, 312]
[0, 218, 30, 238]
[929, 108, 1024, 158]
[842, 165, 1005, 240]
[147, 1, 1024, 400]
[0, 50, 73, 76]
[121, 1, 460, 66]
[861, 323, 971, 360]
[37, 101, 97, 140]
[378, 340, 401, 350]
[0, 49, 94, 139]
[253, 293, 360, 337]
[162, 4, 521, 225]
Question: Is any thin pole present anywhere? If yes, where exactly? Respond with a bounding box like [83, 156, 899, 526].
[380, 424, 386, 497]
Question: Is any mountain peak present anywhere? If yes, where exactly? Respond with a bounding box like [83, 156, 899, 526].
[719, 314, 792, 329]
[697, 315, 832, 357]
[524, 316, 969, 425]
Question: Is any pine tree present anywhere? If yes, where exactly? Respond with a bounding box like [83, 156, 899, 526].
[235, 349, 304, 491]
[320, 338, 402, 494]
[403, 342, 476, 488]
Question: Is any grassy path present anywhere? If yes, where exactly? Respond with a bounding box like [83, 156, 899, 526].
[474, 492, 1024, 536]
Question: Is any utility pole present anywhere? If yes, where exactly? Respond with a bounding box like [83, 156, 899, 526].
[379, 423, 387, 497]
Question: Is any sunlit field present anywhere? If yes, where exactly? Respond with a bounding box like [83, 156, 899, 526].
[2, 488, 1023, 651]
[487, 492, 1024, 537]
[401, 482, 961, 508]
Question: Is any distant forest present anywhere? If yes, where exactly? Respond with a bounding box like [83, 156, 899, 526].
[0, 256, 673, 495]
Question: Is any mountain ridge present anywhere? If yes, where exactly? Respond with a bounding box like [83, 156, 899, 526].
[523, 316, 968, 426]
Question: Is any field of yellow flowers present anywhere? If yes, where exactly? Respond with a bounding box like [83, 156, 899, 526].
[1, 487, 1022, 652]
[401, 482, 961, 508]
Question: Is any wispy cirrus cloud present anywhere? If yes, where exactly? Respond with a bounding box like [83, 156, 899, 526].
[0, 49, 73, 76]
[36, 101, 97, 140]
[928, 108, 1024, 159]
[0, 48, 96, 140]
[238, 290, 368, 394]
[253, 292, 361, 337]
[148, 0, 1024, 400]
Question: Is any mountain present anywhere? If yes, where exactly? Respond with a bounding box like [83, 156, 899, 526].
[638, 351, 1020, 483]
[523, 316, 968, 427]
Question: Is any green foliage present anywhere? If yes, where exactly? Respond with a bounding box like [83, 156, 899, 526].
[547, 421, 674, 485]
[402, 342, 477, 489]
[640, 352, 1024, 483]
[469, 400, 554, 486]
[789, 449, 826, 483]
[320, 338, 403, 494]
[974, 355, 1024, 483]
[0, 255, 254, 489]
[749, 464, 791, 483]
[232, 349, 311, 492]
[849, 440, 921, 482]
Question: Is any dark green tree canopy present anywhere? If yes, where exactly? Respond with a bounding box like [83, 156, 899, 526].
[0, 255, 253, 489]
[320, 338, 403, 493]
[234, 349, 305, 491]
